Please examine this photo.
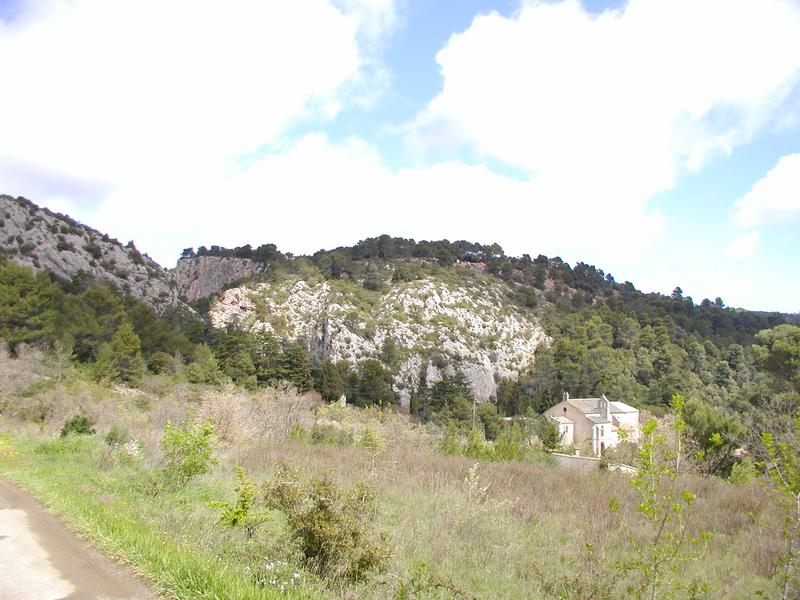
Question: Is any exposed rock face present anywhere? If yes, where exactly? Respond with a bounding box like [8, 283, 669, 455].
[176, 256, 262, 302]
[209, 277, 549, 405]
[0, 195, 179, 312]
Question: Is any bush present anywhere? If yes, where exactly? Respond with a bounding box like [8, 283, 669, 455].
[264, 464, 391, 582]
[147, 351, 175, 375]
[463, 427, 492, 460]
[104, 424, 129, 447]
[288, 422, 308, 441]
[439, 422, 461, 456]
[161, 419, 216, 484]
[532, 415, 562, 452]
[60, 413, 96, 437]
[492, 424, 527, 461]
[357, 424, 385, 452]
[311, 423, 353, 447]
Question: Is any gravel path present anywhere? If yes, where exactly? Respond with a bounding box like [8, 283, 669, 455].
[0, 477, 157, 600]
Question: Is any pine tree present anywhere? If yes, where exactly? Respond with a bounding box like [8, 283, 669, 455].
[216, 330, 256, 388]
[186, 343, 225, 385]
[0, 262, 58, 353]
[355, 359, 395, 407]
[95, 322, 145, 385]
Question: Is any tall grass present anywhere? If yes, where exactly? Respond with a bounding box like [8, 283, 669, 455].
[0, 350, 790, 599]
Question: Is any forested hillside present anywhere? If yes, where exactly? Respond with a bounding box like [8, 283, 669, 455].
[2, 204, 798, 476]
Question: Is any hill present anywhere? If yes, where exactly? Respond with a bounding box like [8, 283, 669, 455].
[0, 195, 179, 312]
[1, 196, 795, 421]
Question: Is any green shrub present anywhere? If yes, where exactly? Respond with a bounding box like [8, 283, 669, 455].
[264, 464, 391, 582]
[288, 422, 308, 441]
[492, 424, 527, 462]
[60, 413, 96, 437]
[104, 424, 129, 447]
[147, 351, 175, 375]
[610, 395, 710, 598]
[463, 427, 492, 460]
[394, 560, 468, 599]
[357, 424, 385, 452]
[161, 419, 217, 485]
[310, 423, 353, 447]
[532, 415, 562, 452]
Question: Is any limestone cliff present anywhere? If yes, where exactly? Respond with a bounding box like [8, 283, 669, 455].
[209, 276, 549, 405]
[176, 256, 263, 302]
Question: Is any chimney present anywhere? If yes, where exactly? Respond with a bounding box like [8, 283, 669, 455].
[563, 391, 569, 403]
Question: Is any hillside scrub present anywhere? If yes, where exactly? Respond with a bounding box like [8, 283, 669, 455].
[0, 349, 791, 599]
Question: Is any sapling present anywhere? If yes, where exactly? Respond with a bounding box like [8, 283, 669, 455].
[762, 414, 800, 600]
[210, 465, 266, 538]
[610, 394, 710, 599]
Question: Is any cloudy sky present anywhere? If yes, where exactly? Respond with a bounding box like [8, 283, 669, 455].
[1, 0, 799, 312]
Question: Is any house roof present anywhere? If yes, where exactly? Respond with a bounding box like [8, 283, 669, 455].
[565, 396, 638, 414]
[551, 416, 573, 424]
[586, 414, 611, 425]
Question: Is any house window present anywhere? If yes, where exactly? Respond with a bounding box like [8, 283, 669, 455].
[563, 406, 567, 413]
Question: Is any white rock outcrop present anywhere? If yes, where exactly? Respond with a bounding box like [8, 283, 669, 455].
[210, 277, 549, 405]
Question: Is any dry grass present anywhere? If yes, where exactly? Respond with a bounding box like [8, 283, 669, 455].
[0, 348, 788, 599]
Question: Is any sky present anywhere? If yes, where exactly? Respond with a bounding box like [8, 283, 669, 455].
[0, 0, 799, 312]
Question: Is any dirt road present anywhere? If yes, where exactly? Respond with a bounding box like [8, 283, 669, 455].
[0, 477, 157, 600]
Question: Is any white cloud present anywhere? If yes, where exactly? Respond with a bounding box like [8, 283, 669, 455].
[0, 0, 395, 194]
[724, 231, 760, 261]
[1, 0, 798, 312]
[407, 0, 800, 248]
[733, 153, 800, 228]
[84, 132, 663, 270]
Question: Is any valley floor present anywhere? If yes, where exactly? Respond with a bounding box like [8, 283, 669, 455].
[0, 351, 789, 599]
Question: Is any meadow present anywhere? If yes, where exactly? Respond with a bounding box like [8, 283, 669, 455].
[0, 347, 788, 599]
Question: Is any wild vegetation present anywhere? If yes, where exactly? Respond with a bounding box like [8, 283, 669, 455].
[1, 225, 799, 597]
[0, 345, 797, 598]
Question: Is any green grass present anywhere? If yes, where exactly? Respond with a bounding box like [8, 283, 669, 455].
[0, 434, 321, 600]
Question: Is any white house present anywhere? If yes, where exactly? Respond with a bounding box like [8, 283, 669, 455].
[545, 393, 640, 456]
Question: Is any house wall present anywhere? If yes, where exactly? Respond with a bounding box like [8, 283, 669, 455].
[547, 401, 593, 446]
[614, 412, 640, 442]
[593, 423, 619, 456]
[558, 422, 574, 445]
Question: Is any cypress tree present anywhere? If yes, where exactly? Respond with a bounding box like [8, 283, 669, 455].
[320, 360, 344, 402]
[284, 342, 313, 392]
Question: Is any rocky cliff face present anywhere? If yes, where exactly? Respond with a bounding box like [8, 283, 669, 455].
[209, 276, 549, 405]
[0, 195, 179, 312]
[176, 256, 263, 302]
